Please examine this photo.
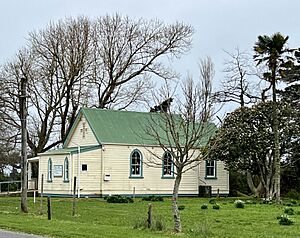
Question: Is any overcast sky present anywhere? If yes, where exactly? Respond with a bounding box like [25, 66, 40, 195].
[1, 0, 299, 110]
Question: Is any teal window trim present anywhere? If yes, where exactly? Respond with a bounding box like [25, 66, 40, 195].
[161, 152, 175, 179]
[205, 160, 217, 179]
[129, 149, 143, 179]
[47, 158, 53, 182]
[63, 157, 69, 182]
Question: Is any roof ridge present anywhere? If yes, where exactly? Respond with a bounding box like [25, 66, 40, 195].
[82, 107, 155, 115]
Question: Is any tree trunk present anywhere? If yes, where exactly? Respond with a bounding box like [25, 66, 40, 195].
[172, 172, 182, 233]
[246, 171, 263, 197]
[20, 78, 28, 213]
[271, 71, 281, 203]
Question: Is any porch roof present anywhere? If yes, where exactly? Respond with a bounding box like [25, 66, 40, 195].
[38, 145, 101, 156]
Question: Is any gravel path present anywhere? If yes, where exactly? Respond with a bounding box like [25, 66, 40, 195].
[0, 229, 46, 238]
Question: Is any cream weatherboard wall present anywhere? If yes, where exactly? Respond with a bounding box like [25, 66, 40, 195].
[38, 148, 103, 196]
[198, 160, 229, 195]
[101, 144, 199, 196]
[65, 114, 99, 147]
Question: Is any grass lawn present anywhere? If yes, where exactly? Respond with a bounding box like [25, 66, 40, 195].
[0, 196, 300, 237]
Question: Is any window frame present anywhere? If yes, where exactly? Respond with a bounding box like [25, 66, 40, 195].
[161, 151, 174, 179]
[129, 149, 143, 179]
[205, 160, 217, 179]
[47, 158, 53, 182]
[64, 157, 69, 182]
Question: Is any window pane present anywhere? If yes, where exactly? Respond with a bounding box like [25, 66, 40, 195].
[82, 164, 88, 171]
[131, 150, 142, 176]
[163, 152, 172, 176]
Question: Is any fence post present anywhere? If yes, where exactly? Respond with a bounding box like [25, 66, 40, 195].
[47, 196, 51, 220]
[147, 203, 152, 228]
[39, 174, 44, 214]
[72, 176, 77, 216]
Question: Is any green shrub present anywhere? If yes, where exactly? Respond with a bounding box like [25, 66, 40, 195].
[213, 204, 220, 210]
[201, 204, 208, 209]
[291, 199, 297, 205]
[284, 207, 294, 215]
[141, 195, 164, 202]
[278, 214, 294, 225]
[286, 189, 300, 200]
[106, 195, 133, 203]
[209, 199, 216, 204]
[234, 200, 245, 208]
[178, 205, 185, 210]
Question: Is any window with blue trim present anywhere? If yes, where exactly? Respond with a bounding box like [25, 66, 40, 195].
[206, 160, 216, 178]
[162, 152, 174, 178]
[47, 158, 53, 182]
[64, 157, 69, 182]
[130, 150, 143, 178]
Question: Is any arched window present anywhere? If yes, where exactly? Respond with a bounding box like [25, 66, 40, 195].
[130, 149, 143, 178]
[64, 157, 69, 182]
[162, 152, 174, 178]
[48, 158, 53, 182]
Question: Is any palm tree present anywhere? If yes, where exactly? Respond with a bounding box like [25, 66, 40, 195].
[253, 33, 290, 202]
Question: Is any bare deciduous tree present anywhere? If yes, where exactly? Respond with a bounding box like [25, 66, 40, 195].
[0, 14, 193, 155]
[89, 14, 194, 109]
[143, 58, 216, 232]
[214, 48, 261, 107]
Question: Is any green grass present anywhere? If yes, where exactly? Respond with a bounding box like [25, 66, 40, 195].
[0, 197, 300, 237]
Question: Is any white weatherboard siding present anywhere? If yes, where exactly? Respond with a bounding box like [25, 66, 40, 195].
[66, 115, 99, 147]
[102, 145, 199, 196]
[199, 160, 229, 195]
[39, 149, 102, 196]
[75, 148, 102, 195]
[38, 155, 72, 195]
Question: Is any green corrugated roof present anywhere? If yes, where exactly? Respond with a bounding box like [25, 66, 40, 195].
[82, 108, 165, 145]
[63, 108, 216, 147]
[39, 145, 101, 155]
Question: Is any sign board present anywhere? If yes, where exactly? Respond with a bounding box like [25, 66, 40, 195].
[53, 165, 63, 177]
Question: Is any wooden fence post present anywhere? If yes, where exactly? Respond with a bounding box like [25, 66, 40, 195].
[47, 196, 51, 220]
[72, 176, 77, 216]
[147, 203, 152, 228]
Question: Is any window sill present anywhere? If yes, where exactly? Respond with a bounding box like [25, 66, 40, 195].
[47, 180, 53, 183]
[161, 176, 175, 179]
[129, 176, 144, 179]
[63, 180, 69, 183]
[205, 177, 218, 180]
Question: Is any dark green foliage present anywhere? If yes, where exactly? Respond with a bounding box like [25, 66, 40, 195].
[235, 200, 245, 208]
[278, 215, 294, 225]
[206, 101, 293, 198]
[284, 207, 294, 215]
[209, 199, 216, 204]
[212, 204, 220, 210]
[285, 190, 300, 200]
[201, 204, 208, 209]
[141, 195, 164, 202]
[291, 200, 297, 205]
[229, 170, 250, 197]
[106, 195, 133, 203]
[178, 205, 185, 210]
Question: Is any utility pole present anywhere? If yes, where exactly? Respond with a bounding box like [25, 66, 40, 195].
[20, 77, 28, 213]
